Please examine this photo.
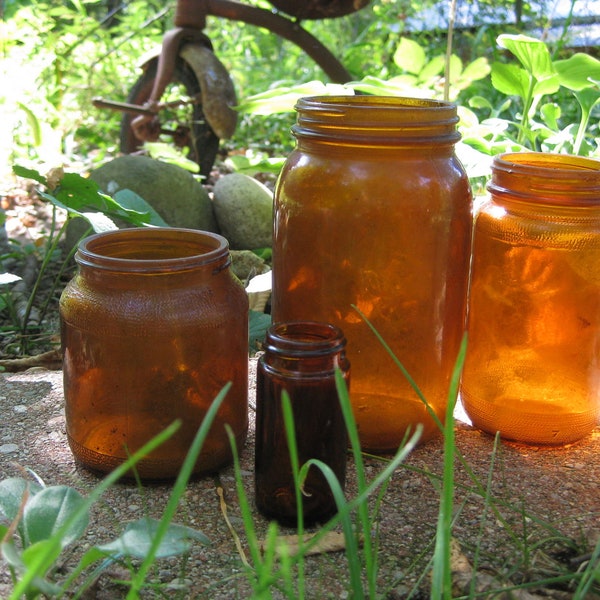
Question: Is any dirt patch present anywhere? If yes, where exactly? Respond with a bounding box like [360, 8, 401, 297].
[1, 364, 599, 599]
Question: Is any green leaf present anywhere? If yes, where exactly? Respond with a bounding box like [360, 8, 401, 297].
[0, 478, 43, 524]
[16, 102, 42, 147]
[78, 212, 119, 233]
[393, 37, 426, 74]
[22, 485, 88, 548]
[540, 102, 561, 130]
[497, 34, 555, 79]
[12, 166, 47, 187]
[21, 539, 63, 577]
[143, 143, 200, 173]
[249, 310, 271, 352]
[237, 81, 352, 115]
[491, 62, 530, 98]
[461, 57, 491, 83]
[419, 54, 446, 82]
[572, 88, 600, 115]
[113, 189, 169, 227]
[97, 517, 209, 559]
[554, 53, 600, 91]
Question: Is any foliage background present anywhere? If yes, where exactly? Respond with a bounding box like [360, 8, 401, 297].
[3, 0, 600, 175]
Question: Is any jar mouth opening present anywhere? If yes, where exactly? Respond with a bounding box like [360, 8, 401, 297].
[494, 152, 600, 174]
[490, 152, 600, 206]
[295, 95, 456, 112]
[76, 228, 229, 273]
[265, 321, 347, 357]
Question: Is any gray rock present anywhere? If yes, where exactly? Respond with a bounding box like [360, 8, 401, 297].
[212, 173, 272, 250]
[89, 155, 218, 232]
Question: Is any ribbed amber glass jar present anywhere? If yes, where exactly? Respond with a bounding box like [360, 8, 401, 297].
[462, 153, 600, 444]
[272, 96, 473, 451]
[60, 228, 249, 479]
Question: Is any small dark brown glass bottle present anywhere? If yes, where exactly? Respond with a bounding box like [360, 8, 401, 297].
[254, 321, 350, 526]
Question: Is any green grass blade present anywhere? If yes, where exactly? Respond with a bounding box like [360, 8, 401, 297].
[430, 334, 467, 600]
[126, 383, 231, 598]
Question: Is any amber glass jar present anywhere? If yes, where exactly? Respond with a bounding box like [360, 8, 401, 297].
[60, 228, 249, 479]
[271, 96, 473, 451]
[462, 153, 600, 445]
[255, 321, 350, 526]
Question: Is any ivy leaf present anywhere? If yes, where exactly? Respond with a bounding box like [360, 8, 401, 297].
[97, 517, 210, 559]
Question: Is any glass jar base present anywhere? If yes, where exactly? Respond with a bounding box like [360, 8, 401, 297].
[67, 425, 247, 480]
[462, 392, 597, 445]
[352, 392, 442, 452]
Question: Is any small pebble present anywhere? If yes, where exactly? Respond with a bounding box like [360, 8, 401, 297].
[0, 443, 19, 454]
[13, 405, 27, 413]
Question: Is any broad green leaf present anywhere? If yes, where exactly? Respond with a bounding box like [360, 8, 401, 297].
[491, 62, 530, 98]
[532, 74, 560, 97]
[461, 57, 491, 82]
[572, 88, 600, 114]
[0, 478, 43, 524]
[393, 37, 426, 74]
[22, 485, 88, 548]
[497, 34, 555, 79]
[79, 212, 119, 233]
[97, 517, 209, 559]
[113, 189, 169, 227]
[419, 54, 446, 81]
[555, 53, 600, 91]
[12, 166, 47, 186]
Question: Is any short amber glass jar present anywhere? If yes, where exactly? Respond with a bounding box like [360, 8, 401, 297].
[271, 96, 473, 451]
[60, 228, 249, 479]
[462, 153, 600, 444]
[255, 321, 350, 526]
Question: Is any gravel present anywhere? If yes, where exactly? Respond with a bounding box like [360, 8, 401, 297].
[1, 361, 599, 599]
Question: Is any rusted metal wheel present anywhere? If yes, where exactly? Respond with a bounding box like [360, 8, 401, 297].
[268, 0, 371, 20]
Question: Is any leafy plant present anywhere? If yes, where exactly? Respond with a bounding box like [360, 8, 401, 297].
[1, 166, 167, 354]
[0, 383, 231, 599]
[465, 34, 600, 156]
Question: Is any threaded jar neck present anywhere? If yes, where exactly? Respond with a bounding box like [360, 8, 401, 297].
[76, 228, 230, 275]
[489, 153, 600, 208]
[292, 96, 461, 146]
[265, 321, 347, 358]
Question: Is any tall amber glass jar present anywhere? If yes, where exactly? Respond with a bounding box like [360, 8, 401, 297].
[60, 228, 249, 479]
[462, 153, 600, 445]
[272, 96, 473, 451]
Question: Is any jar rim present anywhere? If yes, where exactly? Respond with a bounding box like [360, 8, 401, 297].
[292, 95, 460, 145]
[494, 152, 600, 174]
[265, 321, 347, 357]
[76, 228, 229, 273]
[489, 152, 600, 206]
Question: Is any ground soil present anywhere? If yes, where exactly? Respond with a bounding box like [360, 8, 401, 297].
[1, 171, 599, 599]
